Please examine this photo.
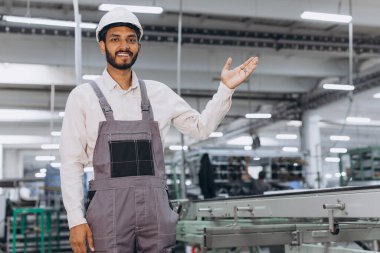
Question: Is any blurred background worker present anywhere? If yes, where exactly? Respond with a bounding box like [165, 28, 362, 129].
[252, 171, 272, 195]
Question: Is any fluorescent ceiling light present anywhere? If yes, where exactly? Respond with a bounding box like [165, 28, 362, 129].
[209, 132, 223, 138]
[41, 144, 60, 150]
[325, 157, 340, 163]
[323, 84, 355, 91]
[3, 15, 97, 29]
[346, 117, 371, 123]
[330, 148, 347, 153]
[227, 136, 253, 146]
[0, 109, 56, 122]
[50, 162, 61, 168]
[301, 11, 352, 23]
[40, 168, 47, 173]
[51, 131, 61, 137]
[287, 120, 302, 127]
[244, 145, 252, 151]
[82, 75, 101, 81]
[329, 135, 350, 141]
[253, 157, 261, 161]
[35, 172, 46, 178]
[335, 172, 341, 178]
[257, 137, 279, 147]
[245, 113, 272, 119]
[325, 173, 332, 179]
[374, 93, 380, 98]
[318, 122, 329, 128]
[282, 147, 299, 152]
[99, 4, 163, 14]
[276, 134, 297, 140]
[35, 156, 55, 161]
[0, 135, 49, 144]
[59, 112, 65, 117]
[169, 145, 188, 151]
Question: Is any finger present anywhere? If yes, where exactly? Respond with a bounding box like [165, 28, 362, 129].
[71, 237, 86, 253]
[246, 57, 259, 69]
[238, 56, 256, 70]
[71, 243, 80, 253]
[223, 57, 232, 71]
[244, 58, 259, 75]
[87, 229, 95, 252]
[72, 242, 84, 253]
[246, 64, 258, 75]
[78, 241, 87, 253]
[70, 239, 77, 253]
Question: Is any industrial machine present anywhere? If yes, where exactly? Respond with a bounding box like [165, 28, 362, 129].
[175, 186, 380, 252]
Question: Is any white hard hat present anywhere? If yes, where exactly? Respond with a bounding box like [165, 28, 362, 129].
[96, 7, 143, 42]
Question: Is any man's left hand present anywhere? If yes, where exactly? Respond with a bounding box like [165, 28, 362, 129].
[221, 56, 259, 89]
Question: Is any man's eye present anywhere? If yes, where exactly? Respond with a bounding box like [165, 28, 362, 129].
[129, 38, 137, 44]
[110, 38, 118, 42]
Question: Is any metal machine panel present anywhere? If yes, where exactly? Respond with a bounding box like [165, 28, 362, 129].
[190, 186, 380, 219]
[176, 186, 380, 251]
[285, 244, 378, 253]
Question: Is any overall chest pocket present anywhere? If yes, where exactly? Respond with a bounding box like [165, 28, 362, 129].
[108, 132, 155, 177]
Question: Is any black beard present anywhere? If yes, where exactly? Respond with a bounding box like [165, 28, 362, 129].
[105, 47, 139, 70]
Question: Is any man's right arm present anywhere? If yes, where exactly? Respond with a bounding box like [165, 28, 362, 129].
[60, 88, 94, 252]
[60, 87, 88, 229]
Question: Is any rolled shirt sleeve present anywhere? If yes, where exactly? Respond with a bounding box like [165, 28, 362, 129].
[171, 82, 235, 139]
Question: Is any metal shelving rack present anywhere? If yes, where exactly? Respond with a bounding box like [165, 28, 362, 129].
[6, 211, 71, 253]
[339, 146, 380, 186]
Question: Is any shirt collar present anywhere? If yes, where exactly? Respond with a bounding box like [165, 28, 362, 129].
[102, 68, 139, 92]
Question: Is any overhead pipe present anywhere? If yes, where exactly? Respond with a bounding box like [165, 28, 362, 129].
[73, 0, 82, 85]
[176, 0, 187, 199]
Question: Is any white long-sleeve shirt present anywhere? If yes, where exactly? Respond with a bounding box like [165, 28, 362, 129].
[60, 69, 234, 228]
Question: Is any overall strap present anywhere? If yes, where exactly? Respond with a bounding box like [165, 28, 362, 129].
[138, 80, 154, 121]
[89, 80, 114, 121]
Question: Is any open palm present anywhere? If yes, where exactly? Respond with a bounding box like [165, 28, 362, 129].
[221, 57, 259, 89]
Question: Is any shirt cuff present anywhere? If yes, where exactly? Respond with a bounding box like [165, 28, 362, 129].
[67, 209, 87, 229]
[218, 82, 235, 96]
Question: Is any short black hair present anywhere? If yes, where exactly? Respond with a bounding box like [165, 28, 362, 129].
[98, 22, 141, 42]
[258, 171, 266, 180]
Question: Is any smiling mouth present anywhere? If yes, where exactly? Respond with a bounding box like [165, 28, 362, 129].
[116, 52, 132, 58]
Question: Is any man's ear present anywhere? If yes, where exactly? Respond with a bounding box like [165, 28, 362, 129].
[138, 43, 141, 51]
[99, 41, 106, 55]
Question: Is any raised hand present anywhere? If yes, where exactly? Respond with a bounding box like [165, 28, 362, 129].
[221, 56, 259, 89]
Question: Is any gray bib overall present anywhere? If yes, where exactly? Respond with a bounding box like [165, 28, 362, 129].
[85, 80, 178, 252]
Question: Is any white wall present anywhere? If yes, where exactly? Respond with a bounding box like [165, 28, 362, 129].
[3, 149, 23, 178]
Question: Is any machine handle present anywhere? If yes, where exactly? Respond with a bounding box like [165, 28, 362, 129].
[323, 202, 345, 235]
[323, 203, 345, 210]
[236, 206, 253, 212]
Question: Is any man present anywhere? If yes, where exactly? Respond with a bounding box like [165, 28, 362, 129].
[252, 171, 272, 195]
[60, 7, 258, 253]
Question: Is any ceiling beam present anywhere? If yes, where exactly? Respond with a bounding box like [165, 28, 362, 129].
[1, 23, 379, 55]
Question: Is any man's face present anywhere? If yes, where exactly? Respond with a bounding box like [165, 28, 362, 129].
[99, 26, 141, 70]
